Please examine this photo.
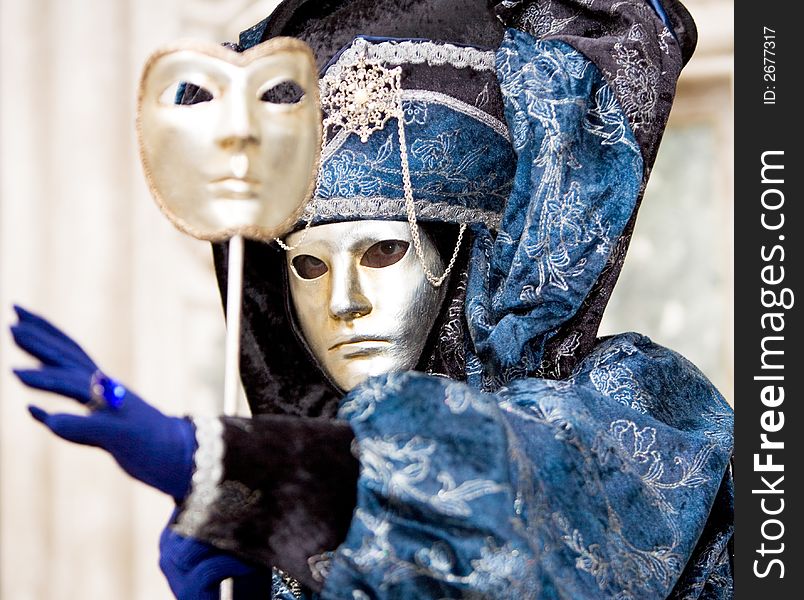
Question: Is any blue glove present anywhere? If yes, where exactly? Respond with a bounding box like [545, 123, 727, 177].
[11, 305, 195, 501]
[160, 511, 272, 600]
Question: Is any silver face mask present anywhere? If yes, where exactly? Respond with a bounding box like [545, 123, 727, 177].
[137, 38, 321, 242]
[285, 220, 447, 391]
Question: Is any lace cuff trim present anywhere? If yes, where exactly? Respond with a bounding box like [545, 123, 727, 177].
[173, 416, 225, 537]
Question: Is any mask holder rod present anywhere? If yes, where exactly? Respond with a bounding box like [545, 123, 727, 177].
[223, 233, 245, 416]
[220, 233, 244, 600]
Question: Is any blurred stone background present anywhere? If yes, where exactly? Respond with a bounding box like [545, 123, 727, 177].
[598, 0, 734, 402]
[0, 1, 733, 597]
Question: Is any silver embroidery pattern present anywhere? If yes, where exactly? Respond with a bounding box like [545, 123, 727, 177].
[475, 82, 491, 108]
[498, 385, 717, 598]
[517, 0, 578, 36]
[658, 27, 673, 56]
[609, 41, 658, 131]
[553, 510, 683, 598]
[174, 416, 224, 536]
[444, 381, 497, 417]
[359, 434, 507, 517]
[496, 42, 622, 303]
[339, 374, 405, 423]
[701, 397, 735, 451]
[273, 568, 304, 599]
[585, 339, 652, 413]
[589, 362, 651, 414]
[609, 419, 715, 544]
[536, 330, 583, 379]
[342, 508, 531, 595]
[338, 377, 534, 595]
[519, 180, 613, 296]
[314, 90, 510, 211]
[584, 82, 640, 153]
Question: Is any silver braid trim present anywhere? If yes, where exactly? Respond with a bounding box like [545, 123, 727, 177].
[304, 196, 501, 231]
[323, 38, 496, 85]
[321, 128, 352, 162]
[173, 416, 225, 537]
[403, 89, 511, 141]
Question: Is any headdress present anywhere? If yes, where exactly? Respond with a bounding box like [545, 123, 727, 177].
[281, 36, 517, 286]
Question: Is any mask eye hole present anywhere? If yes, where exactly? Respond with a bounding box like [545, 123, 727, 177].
[260, 80, 305, 104]
[360, 240, 410, 268]
[160, 82, 214, 105]
[292, 255, 328, 279]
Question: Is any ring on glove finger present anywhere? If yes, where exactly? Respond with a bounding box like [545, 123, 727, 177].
[88, 370, 127, 411]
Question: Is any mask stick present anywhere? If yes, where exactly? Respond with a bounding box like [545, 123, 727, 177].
[223, 233, 244, 417]
[219, 233, 244, 600]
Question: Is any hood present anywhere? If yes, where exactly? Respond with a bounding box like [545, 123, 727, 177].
[203, 0, 697, 415]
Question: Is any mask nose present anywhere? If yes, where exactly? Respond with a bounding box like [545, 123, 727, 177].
[329, 259, 372, 321]
[216, 84, 260, 151]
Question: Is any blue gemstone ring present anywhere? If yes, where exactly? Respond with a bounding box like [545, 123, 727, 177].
[88, 370, 127, 411]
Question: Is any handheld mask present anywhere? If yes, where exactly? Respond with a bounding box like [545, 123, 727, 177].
[137, 38, 321, 241]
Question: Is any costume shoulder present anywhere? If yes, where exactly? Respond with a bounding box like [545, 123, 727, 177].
[325, 334, 732, 598]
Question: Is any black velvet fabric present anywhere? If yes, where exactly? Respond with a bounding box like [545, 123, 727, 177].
[186, 416, 358, 592]
[250, 0, 506, 69]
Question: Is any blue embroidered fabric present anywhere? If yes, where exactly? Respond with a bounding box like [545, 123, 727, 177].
[312, 29, 734, 600]
[304, 36, 517, 232]
[466, 32, 643, 386]
[323, 335, 732, 599]
[311, 102, 515, 229]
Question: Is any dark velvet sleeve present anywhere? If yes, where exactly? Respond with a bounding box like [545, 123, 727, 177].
[172, 415, 359, 591]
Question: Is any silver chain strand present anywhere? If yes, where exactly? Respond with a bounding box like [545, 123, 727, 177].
[395, 107, 466, 287]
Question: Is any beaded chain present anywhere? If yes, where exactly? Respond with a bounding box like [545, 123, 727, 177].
[395, 111, 466, 287]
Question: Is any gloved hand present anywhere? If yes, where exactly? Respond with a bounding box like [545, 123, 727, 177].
[10, 305, 195, 501]
[160, 511, 273, 600]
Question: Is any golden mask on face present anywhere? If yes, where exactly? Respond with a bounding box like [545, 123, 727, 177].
[285, 220, 447, 391]
[137, 38, 321, 241]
